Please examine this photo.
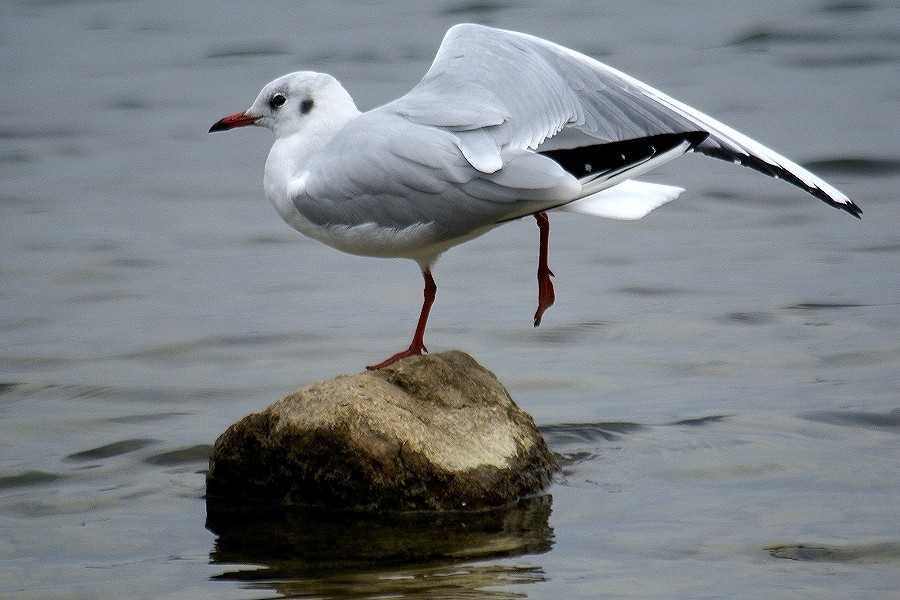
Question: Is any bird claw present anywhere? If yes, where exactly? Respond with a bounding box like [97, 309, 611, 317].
[366, 344, 427, 370]
[533, 266, 555, 327]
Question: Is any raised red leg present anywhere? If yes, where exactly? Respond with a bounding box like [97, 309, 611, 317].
[533, 212, 555, 327]
[367, 270, 437, 370]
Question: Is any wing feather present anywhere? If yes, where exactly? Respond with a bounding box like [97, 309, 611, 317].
[297, 114, 577, 240]
[384, 24, 858, 216]
[295, 20, 858, 254]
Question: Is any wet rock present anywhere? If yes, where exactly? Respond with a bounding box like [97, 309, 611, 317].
[206, 350, 558, 511]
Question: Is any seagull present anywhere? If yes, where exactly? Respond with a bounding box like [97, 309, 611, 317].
[209, 23, 860, 370]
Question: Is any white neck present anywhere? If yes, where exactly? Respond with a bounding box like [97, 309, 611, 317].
[263, 101, 361, 234]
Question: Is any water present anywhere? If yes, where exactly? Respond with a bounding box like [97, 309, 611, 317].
[2, 0, 899, 597]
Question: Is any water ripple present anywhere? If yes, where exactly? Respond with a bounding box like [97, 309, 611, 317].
[768, 541, 900, 564]
[853, 241, 900, 254]
[784, 301, 866, 311]
[819, 1, 876, 13]
[803, 157, 900, 177]
[801, 407, 900, 432]
[443, 1, 512, 16]
[721, 311, 779, 325]
[206, 43, 291, 59]
[540, 421, 647, 446]
[145, 445, 213, 467]
[669, 415, 728, 427]
[66, 439, 160, 462]
[0, 470, 64, 491]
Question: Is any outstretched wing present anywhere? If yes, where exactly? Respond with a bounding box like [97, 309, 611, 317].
[388, 23, 859, 217]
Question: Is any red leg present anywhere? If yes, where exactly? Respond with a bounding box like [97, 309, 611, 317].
[533, 212, 555, 327]
[367, 270, 437, 370]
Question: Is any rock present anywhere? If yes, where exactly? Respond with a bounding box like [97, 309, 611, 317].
[206, 350, 558, 511]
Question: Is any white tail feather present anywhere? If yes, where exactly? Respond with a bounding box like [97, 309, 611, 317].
[558, 180, 684, 220]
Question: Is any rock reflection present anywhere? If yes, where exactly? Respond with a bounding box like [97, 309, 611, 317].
[207, 494, 553, 597]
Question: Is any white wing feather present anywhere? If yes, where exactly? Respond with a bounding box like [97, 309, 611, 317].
[561, 180, 684, 220]
[388, 24, 858, 217]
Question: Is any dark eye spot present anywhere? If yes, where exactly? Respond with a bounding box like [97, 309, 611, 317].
[300, 98, 314, 115]
[269, 93, 286, 109]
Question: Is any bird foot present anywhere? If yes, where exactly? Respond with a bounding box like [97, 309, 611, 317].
[534, 266, 555, 327]
[366, 344, 427, 370]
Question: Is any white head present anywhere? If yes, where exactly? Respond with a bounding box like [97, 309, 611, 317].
[209, 71, 359, 139]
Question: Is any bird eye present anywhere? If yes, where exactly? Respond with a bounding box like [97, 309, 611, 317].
[269, 93, 286, 109]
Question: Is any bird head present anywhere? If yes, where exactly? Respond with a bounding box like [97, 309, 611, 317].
[209, 71, 359, 139]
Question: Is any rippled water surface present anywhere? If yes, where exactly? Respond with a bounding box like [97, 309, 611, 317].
[2, 0, 899, 598]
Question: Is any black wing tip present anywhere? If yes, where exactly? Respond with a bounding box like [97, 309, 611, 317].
[838, 198, 863, 219]
[809, 186, 862, 219]
[698, 143, 862, 219]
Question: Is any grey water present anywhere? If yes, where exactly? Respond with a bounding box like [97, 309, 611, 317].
[2, 0, 899, 598]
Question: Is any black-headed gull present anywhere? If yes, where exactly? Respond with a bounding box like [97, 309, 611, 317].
[210, 24, 860, 369]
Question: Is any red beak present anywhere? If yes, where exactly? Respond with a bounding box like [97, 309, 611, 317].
[209, 111, 259, 133]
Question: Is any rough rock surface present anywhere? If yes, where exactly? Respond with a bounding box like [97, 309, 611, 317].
[206, 351, 558, 511]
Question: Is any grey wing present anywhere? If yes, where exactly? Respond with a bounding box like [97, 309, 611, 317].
[389, 24, 859, 217]
[299, 112, 581, 241]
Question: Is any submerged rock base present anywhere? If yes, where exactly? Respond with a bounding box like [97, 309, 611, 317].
[206, 351, 558, 511]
